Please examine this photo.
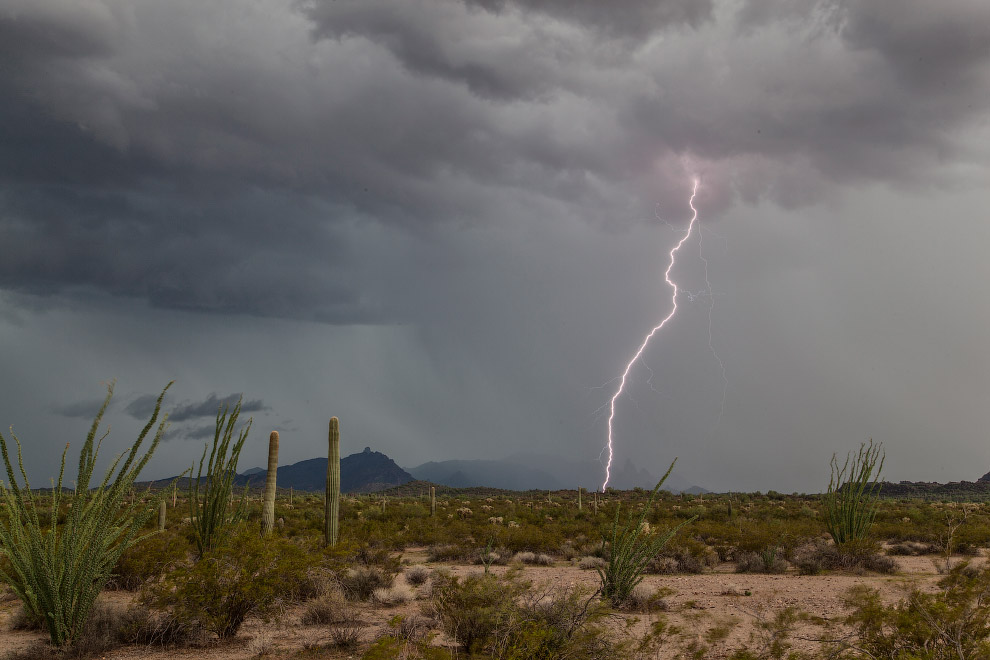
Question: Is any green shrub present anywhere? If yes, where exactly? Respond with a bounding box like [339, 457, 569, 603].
[844, 562, 990, 658]
[0, 381, 174, 646]
[429, 571, 526, 653]
[145, 524, 308, 639]
[109, 528, 190, 590]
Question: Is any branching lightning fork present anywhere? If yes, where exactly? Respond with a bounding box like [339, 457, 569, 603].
[602, 178, 702, 490]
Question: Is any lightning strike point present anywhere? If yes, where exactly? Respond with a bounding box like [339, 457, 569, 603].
[602, 179, 700, 491]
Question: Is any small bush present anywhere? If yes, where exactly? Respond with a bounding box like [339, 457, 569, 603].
[404, 565, 430, 586]
[844, 562, 990, 658]
[371, 584, 414, 606]
[789, 539, 896, 575]
[429, 571, 526, 653]
[624, 583, 669, 612]
[144, 524, 309, 639]
[427, 544, 467, 562]
[340, 565, 394, 601]
[302, 590, 351, 625]
[109, 529, 189, 591]
[326, 617, 363, 650]
[578, 556, 607, 570]
[887, 540, 935, 556]
[735, 546, 788, 574]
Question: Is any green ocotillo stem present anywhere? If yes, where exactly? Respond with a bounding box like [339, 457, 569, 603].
[325, 417, 340, 547]
[430, 486, 436, 517]
[261, 431, 279, 536]
[158, 500, 167, 531]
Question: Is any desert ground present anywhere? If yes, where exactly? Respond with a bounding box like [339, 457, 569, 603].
[2, 546, 978, 659]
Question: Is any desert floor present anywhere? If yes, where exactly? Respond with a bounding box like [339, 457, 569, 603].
[1, 549, 976, 659]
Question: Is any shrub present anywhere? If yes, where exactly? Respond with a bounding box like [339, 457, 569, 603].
[371, 584, 414, 606]
[301, 589, 352, 625]
[598, 459, 694, 605]
[844, 562, 990, 658]
[578, 556, 607, 570]
[625, 583, 669, 613]
[735, 546, 788, 574]
[340, 565, 395, 601]
[429, 571, 526, 653]
[0, 381, 174, 647]
[404, 565, 431, 586]
[790, 539, 897, 575]
[109, 528, 189, 590]
[144, 524, 308, 639]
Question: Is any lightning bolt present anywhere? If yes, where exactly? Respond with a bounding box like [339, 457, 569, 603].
[602, 178, 700, 491]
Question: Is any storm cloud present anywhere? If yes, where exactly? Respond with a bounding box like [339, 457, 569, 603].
[1, 0, 988, 490]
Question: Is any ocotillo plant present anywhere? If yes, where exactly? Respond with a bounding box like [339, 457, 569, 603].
[822, 439, 885, 547]
[261, 431, 279, 536]
[189, 398, 251, 557]
[325, 417, 340, 547]
[598, 458, 695, 605]
[0, 381, 175, 646]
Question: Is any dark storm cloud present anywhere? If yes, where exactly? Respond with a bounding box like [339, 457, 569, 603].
[169, 393, 268, 423]
[0, 0, 987, 320]
[124, 395, 160, 420]
[127, 392, 267, 422]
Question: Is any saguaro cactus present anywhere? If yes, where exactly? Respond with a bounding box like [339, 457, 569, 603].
[325, 417, 340, 547]
[578, 487, 582, 511]
[430, 486, 436, 516]
[158, 500, 167, 531]
[261, 431, 279, 536]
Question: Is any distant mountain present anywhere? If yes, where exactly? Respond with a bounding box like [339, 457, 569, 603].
[237, 447, 412, 493]
[406, 453, 707, 493]
[407, 460, 559, 491]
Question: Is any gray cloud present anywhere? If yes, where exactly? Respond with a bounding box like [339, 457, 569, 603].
[1, 0, 987, 320]
[169, 393, 268, 423]
[126, 391, 266, 422]
[52, 398, 108, 419]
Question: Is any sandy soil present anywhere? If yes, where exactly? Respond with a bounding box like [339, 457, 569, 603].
[0, 551, 975, 659]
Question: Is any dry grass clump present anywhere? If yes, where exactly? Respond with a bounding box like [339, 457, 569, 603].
[624, 583, 670, 612]
[735, 546, 789, 574]
[512, 551, 554, 566]
[371, 583, 414, 606]
[301, 588, 352, 626]
[427, 544, 467, 562]
[887, 541, 937, 556]
[577, 556, 607, 570]
[791, 540, 898, 575]
[5, 600, 200, 659]
[340, 565, 394, 601]
[404, 565, 430, 586]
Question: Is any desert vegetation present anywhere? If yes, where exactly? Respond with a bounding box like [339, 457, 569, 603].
[4, 398, 990, 658]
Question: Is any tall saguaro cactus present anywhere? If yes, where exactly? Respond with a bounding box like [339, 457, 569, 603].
[261, 431, 279, 536]
[578, 487, 582, 511]
[430, 486, 436, 516]
[325, 417, 340, 547]
[159, 500, 167, 531]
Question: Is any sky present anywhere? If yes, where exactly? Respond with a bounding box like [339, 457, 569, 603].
[1, 0, 988, 493]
